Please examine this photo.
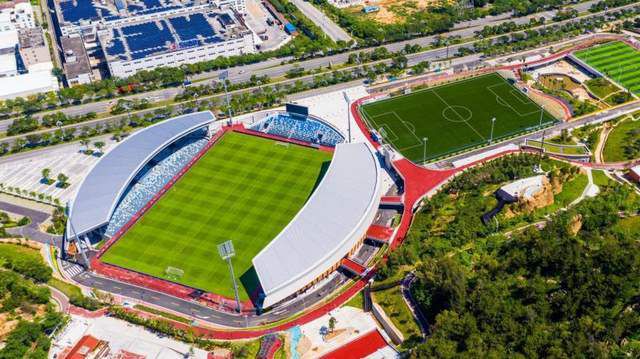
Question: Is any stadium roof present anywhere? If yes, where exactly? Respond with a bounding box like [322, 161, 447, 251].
[253, 142, 380, 308]
[66, 111, 216, 239]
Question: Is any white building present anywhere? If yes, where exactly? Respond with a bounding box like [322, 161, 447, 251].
[0, 0, 35, 32]
[105, 31, 254, 78]
[0, 2, 59, 99]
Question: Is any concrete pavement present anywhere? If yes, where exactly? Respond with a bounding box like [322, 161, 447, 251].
[290, 0, 352, 43]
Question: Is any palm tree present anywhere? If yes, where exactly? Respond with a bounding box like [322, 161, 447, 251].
[93, 141, 106, 154]
[57, 173, 69, 188]
[42, 168, 51, 184]
[79, 138, 90, 154]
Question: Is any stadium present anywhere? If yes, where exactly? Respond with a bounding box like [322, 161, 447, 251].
[64, 108, 384, 310]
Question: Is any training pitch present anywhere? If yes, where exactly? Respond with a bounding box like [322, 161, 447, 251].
[574, 41, 640, 94]
[360, 72, 556, 162]
[101, 132, 332, 300]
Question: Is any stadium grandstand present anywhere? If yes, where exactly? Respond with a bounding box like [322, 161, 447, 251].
[65, 108, 384, 311]
[249, 111, 345, 146]
[65, 111, 218, 250]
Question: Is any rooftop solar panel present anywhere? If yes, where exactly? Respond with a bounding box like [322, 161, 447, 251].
[169, 13, 216, 44]
[59, 0, 99, 23]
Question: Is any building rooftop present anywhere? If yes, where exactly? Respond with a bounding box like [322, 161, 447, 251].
[0, 71, 59, 99]
[60, 35, 91, 80]
[100, 10, 247, 62]
[253, 142, 381, 308]
[56, 0, 197, 27]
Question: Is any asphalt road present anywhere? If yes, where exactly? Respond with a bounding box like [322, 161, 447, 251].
[0, 201, 61, 246]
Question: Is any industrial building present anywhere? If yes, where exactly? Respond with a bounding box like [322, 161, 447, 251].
[53, 0, 254, 78]
[0, 0, 59, 98]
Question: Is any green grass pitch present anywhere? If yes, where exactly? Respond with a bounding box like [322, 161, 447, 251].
[101, 132, 332, 300]
[574, 41, 640, 94]
[360, 72, 556, 162]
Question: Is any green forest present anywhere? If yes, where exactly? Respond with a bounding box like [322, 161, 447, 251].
[378, 154, 640, 357]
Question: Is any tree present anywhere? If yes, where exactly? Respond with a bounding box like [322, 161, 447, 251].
[41, 168, 51, 184]
[328, 316, 336, 333]
[93, 141, 105, 154]
[79, 138, 90, 153]
[56, 173, 69, 188]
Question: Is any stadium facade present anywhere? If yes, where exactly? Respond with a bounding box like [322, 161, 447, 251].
[65, 110, 383, 310]
[53, 0, 254, 78]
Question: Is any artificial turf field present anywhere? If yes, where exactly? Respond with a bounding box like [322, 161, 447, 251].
[574, 41, 640, 94]
[101, 132, 332, 300]
[360, 72, 556, 162]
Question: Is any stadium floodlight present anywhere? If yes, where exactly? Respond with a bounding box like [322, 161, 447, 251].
[218, 240, 241, 313]
[423, 137, 428, 163]
[343, 91, 351, 143]
[539, 105, 545, 127]
[489, 118, 496, 144]
[219, 70, 233, 123]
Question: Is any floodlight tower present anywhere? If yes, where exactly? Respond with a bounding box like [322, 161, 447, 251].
[219, 70, 233, 123]
[539, 105, 545, 128]
[489, 117, 496, 144]
[422, 137, 428, 163]
[342, 91, 351, 143]
[218, 240, 241, 313]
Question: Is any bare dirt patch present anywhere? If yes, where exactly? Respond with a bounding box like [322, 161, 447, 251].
[354, 0, 452, 24]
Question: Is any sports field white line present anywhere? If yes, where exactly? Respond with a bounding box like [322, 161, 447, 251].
[432, 89, 487, 141]
[487, 83, 540, 118]
[362, 108, 400, 142]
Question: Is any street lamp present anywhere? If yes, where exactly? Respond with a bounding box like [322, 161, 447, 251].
[489, 117, 496, 144]
[218, 240, 241, 313]
[539, 105, 545, 128]
[422, 137, 428, 163]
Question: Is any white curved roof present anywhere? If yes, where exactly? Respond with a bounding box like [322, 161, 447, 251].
[253, 142, 380, 308]
[66, 111, 216, 239]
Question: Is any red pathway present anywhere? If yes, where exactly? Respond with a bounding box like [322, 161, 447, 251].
[320, 329, 388, 359]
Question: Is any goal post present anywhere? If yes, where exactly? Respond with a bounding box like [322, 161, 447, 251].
[165, 266, 184, 280]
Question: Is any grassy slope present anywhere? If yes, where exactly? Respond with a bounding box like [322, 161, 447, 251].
[372, 286, 421, 342]
[102, 132, 331, 300]
[592, 170, 612, 187]
[360, 73, 554, 161]
[603, 118, 640, 163]
[344, 291, 364, 310]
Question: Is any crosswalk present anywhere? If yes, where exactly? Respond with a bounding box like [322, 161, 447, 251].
[63, 262, 84, 278]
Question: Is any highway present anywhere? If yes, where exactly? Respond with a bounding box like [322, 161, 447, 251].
[0, 0, 618, 133]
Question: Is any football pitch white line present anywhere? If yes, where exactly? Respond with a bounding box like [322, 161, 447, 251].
[432, 89, 486, 141]
[487, 83, 540, 118]
[363, 109, 400, 142]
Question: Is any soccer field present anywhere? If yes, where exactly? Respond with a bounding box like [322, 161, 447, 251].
[101, 132, 332, 301]
[360, 73, 556, 162]
[574, 41, 640, 94]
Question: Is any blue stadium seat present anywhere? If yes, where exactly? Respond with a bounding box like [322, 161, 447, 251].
[105, 138, 208, 236]
[249, 113, 345, 146]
